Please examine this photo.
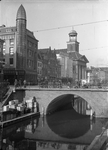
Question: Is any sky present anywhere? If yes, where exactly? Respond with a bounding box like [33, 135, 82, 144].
[0, 0, 108, 67]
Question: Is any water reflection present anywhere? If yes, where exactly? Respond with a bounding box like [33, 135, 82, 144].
[0, 110, 107, 150]
[46, 109, 90, 139]
[0, 117, 39, 150]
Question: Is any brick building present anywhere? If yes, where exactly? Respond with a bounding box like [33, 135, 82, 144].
[38, 47, 61, 81]
[0, 5, 38, 84]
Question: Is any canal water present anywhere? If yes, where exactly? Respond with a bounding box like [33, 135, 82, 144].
[1, 90, 108, 150]
[0, 109, 108, 150]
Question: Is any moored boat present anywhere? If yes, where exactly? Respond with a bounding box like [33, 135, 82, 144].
[0, 96, 40, 128]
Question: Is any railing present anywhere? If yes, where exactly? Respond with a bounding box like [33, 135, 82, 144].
[38, 81, 62, 88]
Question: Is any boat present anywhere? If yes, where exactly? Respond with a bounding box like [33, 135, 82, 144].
[0, 96, 40, 128]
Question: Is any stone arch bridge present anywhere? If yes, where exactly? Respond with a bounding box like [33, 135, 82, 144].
[23, 88, 108, 118]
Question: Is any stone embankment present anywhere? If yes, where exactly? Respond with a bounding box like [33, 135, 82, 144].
[87, 122, 108, 150]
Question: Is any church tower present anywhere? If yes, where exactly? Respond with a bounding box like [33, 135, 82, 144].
[67, 30, 79, 53]
[16, 4, 27, 69]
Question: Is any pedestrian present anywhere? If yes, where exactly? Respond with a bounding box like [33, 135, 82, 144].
[19, 79, 22, 88]
[23, 79, 27, 88]
[67, 81, 71, 88]
[14, 79, 18, 89]
[59, 80, 62, 88]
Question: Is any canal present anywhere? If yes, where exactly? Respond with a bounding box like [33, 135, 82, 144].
[0, 109, 108, 149]
[1, 90, 108, 149]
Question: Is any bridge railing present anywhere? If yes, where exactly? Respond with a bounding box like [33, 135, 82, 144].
[38, 82, 108, 89]
[38, 81, 62, 88]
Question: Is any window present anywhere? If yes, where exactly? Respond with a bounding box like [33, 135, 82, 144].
[3, 48, 5, 55]
[9, 47, 14, 55]
[3, 42, 5, 46]
[10, 58, 13, 65]
[10, 39, 14, 45]
[35, 44, 37, 49]
[27, 59, 31, 68]
[29, 42, 32, 47]
[6, 29, 11, 32]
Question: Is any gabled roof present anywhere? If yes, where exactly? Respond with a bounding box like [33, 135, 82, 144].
[80, 55, 89, 63]
[37, 51, 42, 60]
[55, 48, 89, 63]
[69, 51, 89, 63]
[39, 48, 51, 54]
[69, 51, 82, 60]
[26, 29, 38, 41]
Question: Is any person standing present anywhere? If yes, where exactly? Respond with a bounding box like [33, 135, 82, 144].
[23, 79, 27, 88]
[14, 79, 18, 89]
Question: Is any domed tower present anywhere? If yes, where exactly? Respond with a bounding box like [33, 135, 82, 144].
[67, 30, 79, 53]
[16, 4, 26, 69]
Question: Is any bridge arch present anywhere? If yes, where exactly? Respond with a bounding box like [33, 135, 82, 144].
[24, 88, 108, 118]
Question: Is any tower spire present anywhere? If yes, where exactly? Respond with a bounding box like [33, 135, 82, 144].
[16, 4, 26, 21]
[16, 5, 27, 69]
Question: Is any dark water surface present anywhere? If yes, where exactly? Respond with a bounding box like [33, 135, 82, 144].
[0, 109, 108, 150]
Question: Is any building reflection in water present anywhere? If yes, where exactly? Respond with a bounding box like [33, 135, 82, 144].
[0, 97, 107, 150]
[73, 96, 92, 116]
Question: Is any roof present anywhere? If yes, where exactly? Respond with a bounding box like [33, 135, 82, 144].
[16, 5, 26, 20]
[26, 29, 38, 41]
[37, 51, 42, 60]
[91, 67, 108, 72]
[69, 52, 89, 63]
[0, 26, 16, 35]
[55, 49, 89, 63]
[69, 30, 77, 36]
[55, 48, 67, 54]
[39, 48, 51, 53]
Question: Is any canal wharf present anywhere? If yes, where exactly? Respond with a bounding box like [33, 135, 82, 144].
[0, 111, 40, 128]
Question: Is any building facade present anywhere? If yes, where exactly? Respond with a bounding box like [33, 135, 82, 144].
[87, 67, 108, 86]
[37, 50, 43, 82]
[38, 47, 61, 81]
[0, 39, 4, 82]
[55, 30, 89, 85]
[56, 51, 73, 78]
[0, 39, 4, 63]
[0, 5, 38, 84]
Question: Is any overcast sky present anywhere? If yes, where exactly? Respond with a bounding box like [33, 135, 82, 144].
[0, 0, 108, 67]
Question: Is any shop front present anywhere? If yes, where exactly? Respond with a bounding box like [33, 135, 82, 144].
[3, 69, 25, 85]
